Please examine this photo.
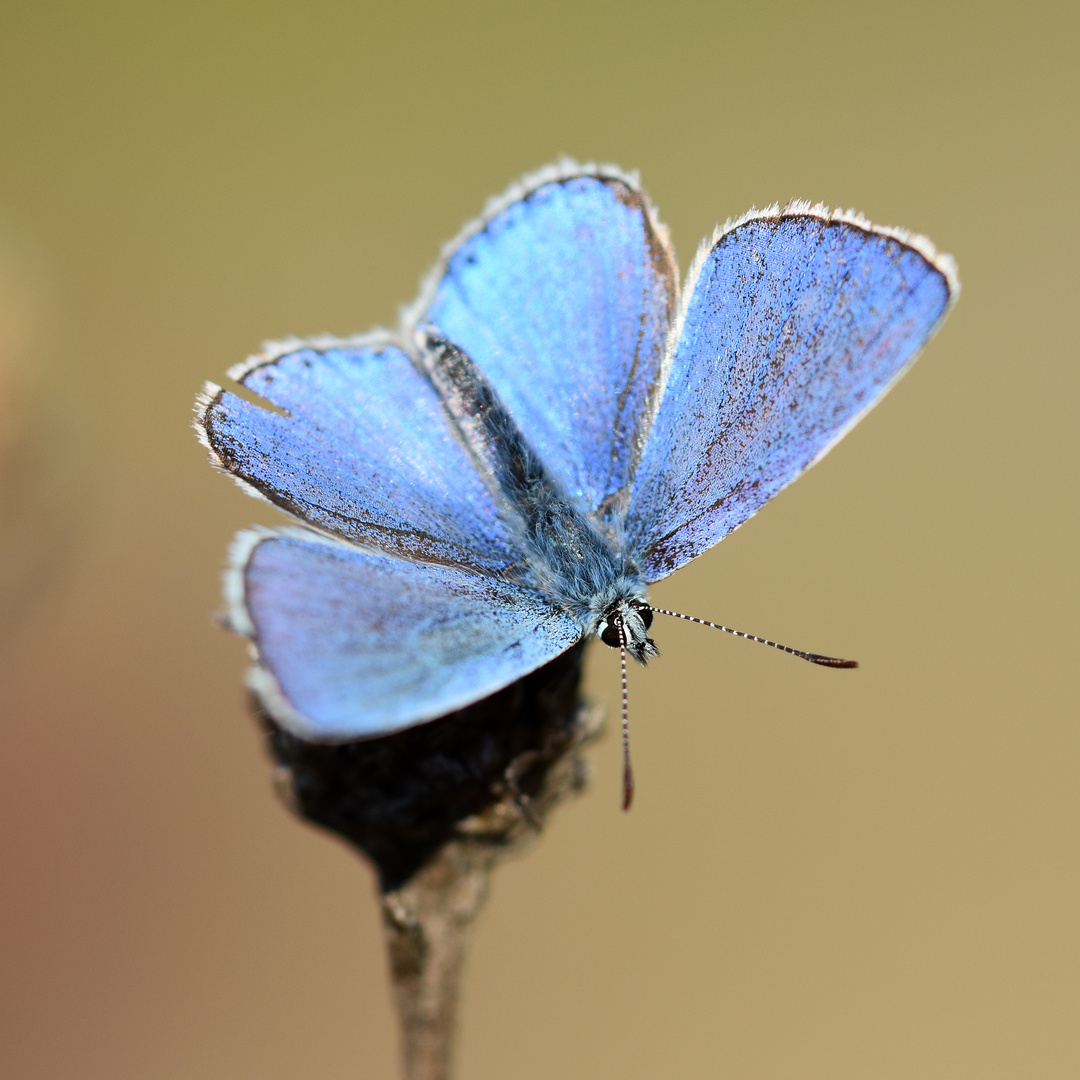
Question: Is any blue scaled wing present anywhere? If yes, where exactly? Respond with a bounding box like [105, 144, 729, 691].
[627, 205, 958, 581]
[416, 163, 677, 522]
[196, 335, 521, 575]
[230, 528, 583, 740]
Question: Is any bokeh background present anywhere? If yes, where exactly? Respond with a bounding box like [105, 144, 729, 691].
[1, 2, 1076, 1077]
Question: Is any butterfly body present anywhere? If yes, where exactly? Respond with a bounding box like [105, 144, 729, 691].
[421, 330, 656, 663]
[196, 161, 957, 743]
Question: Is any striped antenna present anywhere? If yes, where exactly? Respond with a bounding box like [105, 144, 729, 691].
[647, 608, 858, 668]
[617, 620, 635, 810]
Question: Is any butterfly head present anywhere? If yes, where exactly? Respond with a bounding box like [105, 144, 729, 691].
[596, 598, 658, 665]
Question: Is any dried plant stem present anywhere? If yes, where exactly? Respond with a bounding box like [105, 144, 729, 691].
[381, 701, 602, 1080]
[258, 643, 599, 1080]
[380, 840, 490, 1080]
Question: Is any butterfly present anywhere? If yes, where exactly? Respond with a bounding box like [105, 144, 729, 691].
[195, 160, 958, 808]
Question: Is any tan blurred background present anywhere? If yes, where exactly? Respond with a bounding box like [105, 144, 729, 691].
[1, 2, 1076, 1077]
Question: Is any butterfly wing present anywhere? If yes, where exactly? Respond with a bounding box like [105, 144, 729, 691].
[417, 163, 678, 522]
[627, 205, 958, 581]
[230, 528, 583, 739]
[196, 335, 521, 575]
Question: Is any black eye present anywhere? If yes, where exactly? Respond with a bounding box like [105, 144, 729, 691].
[600, 619, 622, 647]
[639, 607, 653, 630]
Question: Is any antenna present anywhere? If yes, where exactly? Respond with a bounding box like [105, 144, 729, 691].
[647, 607, 858, 668]
[617, 620, 634, 810]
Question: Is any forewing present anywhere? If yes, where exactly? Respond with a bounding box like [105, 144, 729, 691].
[231, 528, 583, 740]
[196, 336, 520, 574]
[628, 206, 958, 580]
[417, 164, 677, 521]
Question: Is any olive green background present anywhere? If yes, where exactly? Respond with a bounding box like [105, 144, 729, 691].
[1, 2, 1076, 1077]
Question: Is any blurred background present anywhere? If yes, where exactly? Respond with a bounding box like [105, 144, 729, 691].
[1, 2, 1076, 1077]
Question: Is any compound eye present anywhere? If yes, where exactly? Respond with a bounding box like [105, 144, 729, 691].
[639, 607, 653, 631]
[600, 618, 622, 648]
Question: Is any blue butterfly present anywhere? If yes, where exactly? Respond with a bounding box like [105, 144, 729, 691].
[196, 161, 957, 807]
